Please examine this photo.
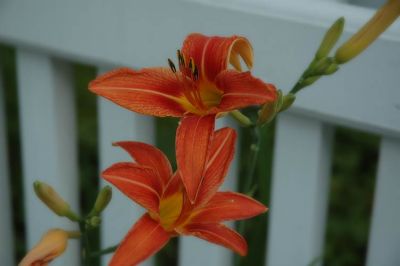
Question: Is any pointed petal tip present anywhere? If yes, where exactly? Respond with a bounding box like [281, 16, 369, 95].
[184, 223, 248, 256]
[89, 67, 186, 117]
[109, 214, 170, 266]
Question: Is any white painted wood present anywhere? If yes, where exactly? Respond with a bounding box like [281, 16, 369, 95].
[0, 67, 14, 265]
[267, 113, 333, 266]
[179, 117, 239, 266]
[97, 67, 155, 266]
[16, 49, 79, 265]
[366, 137, 400, 266]
[0, 0, 399, 137]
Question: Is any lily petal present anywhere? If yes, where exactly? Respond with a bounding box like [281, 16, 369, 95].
[110, 214, 170, 266]
[184, 223, 247, 256]
[216, 70, 278, 111]
[113, 141, 172, 187]
[190, 192, 267, 224]
[196, 127, 236, 205]
[89, 67, 186, 117]
[102, 162, 162, 214]
[181, 34, 253, 82]
[176, 115, 215, 203]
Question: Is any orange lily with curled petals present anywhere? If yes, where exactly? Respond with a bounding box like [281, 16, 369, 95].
[89, 33, 277, 117]
[102, 115, 267, 266]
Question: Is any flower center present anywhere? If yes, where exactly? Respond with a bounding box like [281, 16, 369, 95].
[159, 191, 183, 231]
[167, 51, 223, 114]
[199, 81, 223, 108]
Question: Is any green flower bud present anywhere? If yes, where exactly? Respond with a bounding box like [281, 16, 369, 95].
[257, 90, 283, 125]
[279, 93, 296, 112]
[311, 57, 334, 76]
[302, 76, 320, 87]
[335, 0, 400, 64]
[92, 186, 112, 215]
[33, 181, 79, 221]
[316, 17, 345, 60]
[324, 63, 339, 75]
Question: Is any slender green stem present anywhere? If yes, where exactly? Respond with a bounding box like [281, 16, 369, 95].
[235, 125, 262, 266]
[65, 209, 81, 222]
[90, 245, 119, 258]
[243, 126, 261, 194]
[66, 230, 81, 239]
[290, 80, 305, 94]
[79, 221, 91, 266]
[289, 57, 319, 94]
[237, 125, 261, 238]
[230, 110, 254, 127]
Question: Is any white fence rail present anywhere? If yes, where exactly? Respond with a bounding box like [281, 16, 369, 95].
[0, 0, 399, 265]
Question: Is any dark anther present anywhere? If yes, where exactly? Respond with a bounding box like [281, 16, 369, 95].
[193, 65, 199, 80]
[188, 58, 194, 72]
[177, 50, 185, 66]
[168, 58, 176, 73]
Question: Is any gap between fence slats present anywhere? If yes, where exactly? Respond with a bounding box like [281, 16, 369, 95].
[97, 66, 155, 266]
[267, 112, 333, 266]
[0, 66, 14, 265]
[366, 137, 400, 266]
[16, 49, 79, 265]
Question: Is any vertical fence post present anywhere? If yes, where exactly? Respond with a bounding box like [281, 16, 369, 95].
[366, 137, 400, 266]
[0, 66, 14, 265]
[97, 67, 155, 266]
[16, 50, 79, 265]
[178, 117, 239, 266]
[266, 113, 333, 266]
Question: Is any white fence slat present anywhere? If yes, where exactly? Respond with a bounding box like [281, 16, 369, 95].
[0, 67, 14, 265]
[16, 50, 79, 265]
[179, 117, 239, 266]
[366, 137, 400, 266]
[267, 113, 333, 266]
[97, 67, 155, 266]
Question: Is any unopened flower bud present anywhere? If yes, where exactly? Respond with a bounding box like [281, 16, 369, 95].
[257, 90, 283, 125]
[92, 186, 112, 215]
[311, 57, 334, 76]
[34, 181, 75, 219]
[279, 93, 296, 112]
[19, 229, 69, 266]
[302, 76, 320, 87]
[316, 17, 345, 60]
[324, 63, 339, 75]
[335, 0, 400, 64]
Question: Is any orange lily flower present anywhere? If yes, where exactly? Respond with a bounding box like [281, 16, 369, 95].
[102, 115, 267, 265]
[89, 33, 277, 117]
[19, 229, 69, 266]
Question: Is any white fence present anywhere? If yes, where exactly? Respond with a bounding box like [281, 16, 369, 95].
[0, 0, 399, 265]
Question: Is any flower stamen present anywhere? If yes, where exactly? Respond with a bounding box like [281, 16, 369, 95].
[167, 58, 177, 73]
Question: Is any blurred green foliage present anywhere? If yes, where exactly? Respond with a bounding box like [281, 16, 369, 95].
[0, 44, 377, 266]
[325, 128, 378, 266]
[0, 44, 26, 260]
